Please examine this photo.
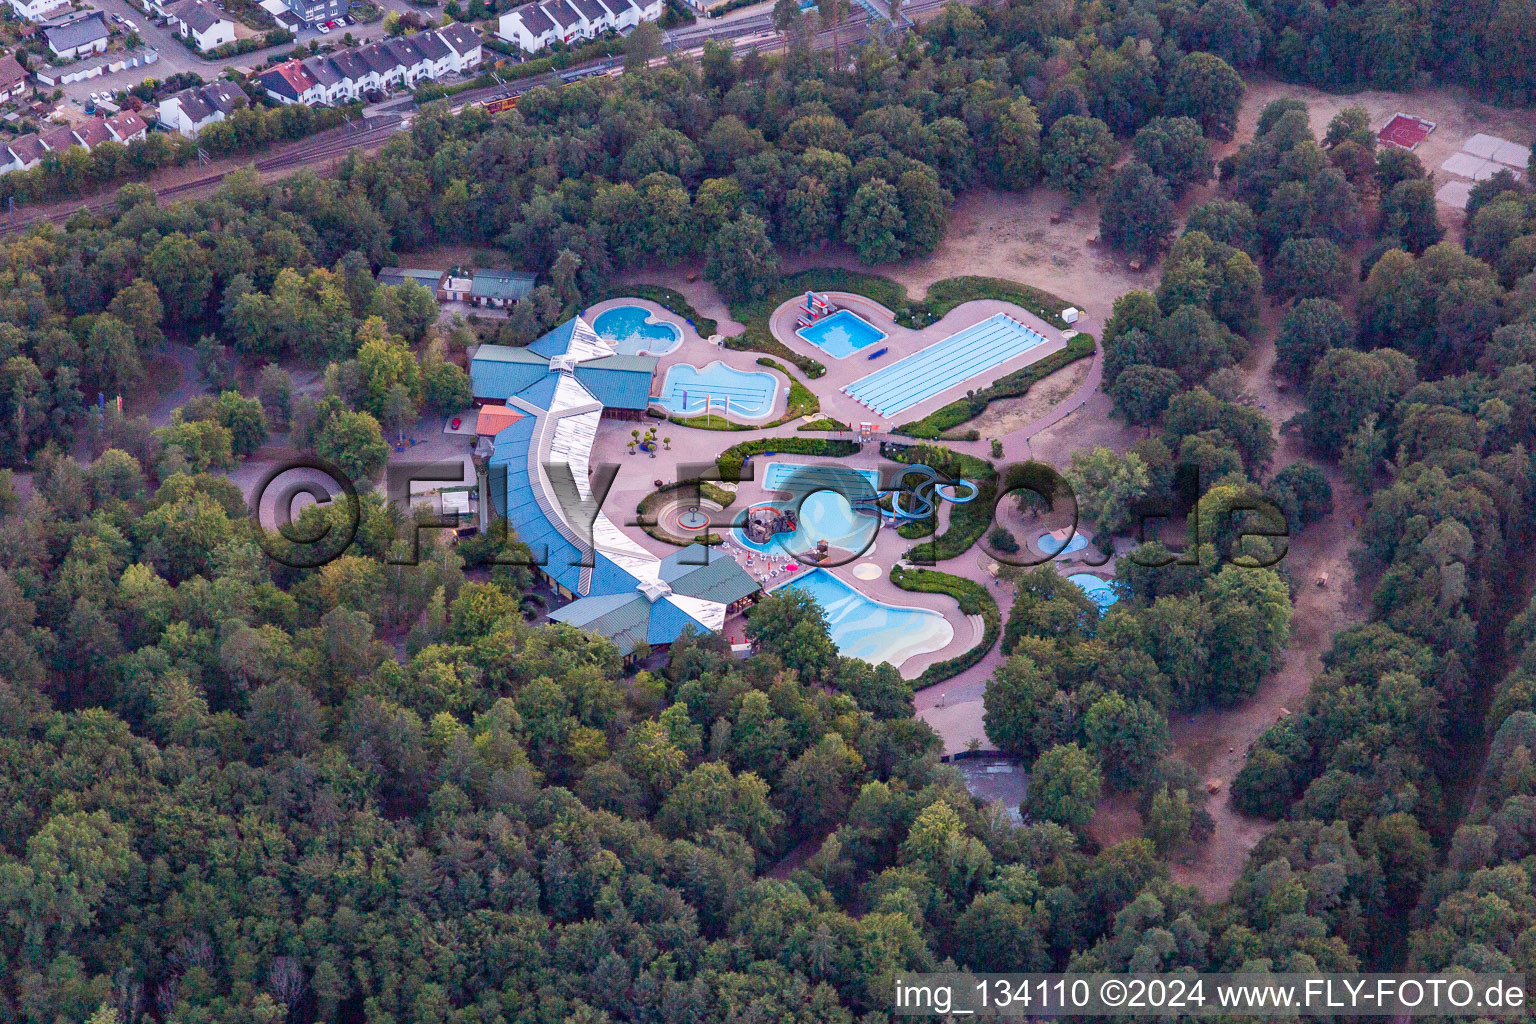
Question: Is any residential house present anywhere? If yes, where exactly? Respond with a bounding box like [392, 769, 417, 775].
[72, 118, 115, 147]
[470, 268, 538, 308]
[281, 0, 342, 27]
[412, 29, 453, 80]
[44, 13, 110, 61]
[2, 0, 67, 21]
[258, 59, 323, 105]
[105, 110, 148, 143]
[0, 54, 26, 105]
[5, 132, 47, 171]
[327, 50, 369, 101]
[436, 22, 482, 72]
[38, 123, 78, 156]
[355, 42, 402, 91]
[498, 0, 654, 52]
[299, 55, 345, 103]
[168, 0, 235, 51]
[158, 80, 247, 137]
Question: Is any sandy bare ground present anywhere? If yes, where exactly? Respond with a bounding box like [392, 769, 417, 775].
[952, 359, 1092, 439]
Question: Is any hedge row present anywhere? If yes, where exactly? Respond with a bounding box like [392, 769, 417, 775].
[890, 565, 1002, 688]
[895, 333, 1095, 439]
[717, 437, 860, 480]
[897, 275, 1078, 331]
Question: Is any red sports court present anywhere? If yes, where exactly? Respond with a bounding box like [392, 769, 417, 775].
[1378, 113, 1436, 150]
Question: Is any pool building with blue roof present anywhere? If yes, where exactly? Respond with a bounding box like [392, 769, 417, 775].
[476, 314, 759, 660]
[471, 314, 659, 420]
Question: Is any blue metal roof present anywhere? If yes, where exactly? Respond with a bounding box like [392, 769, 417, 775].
[590, 552, 644, 596]
[511, 372, 565, 411]
[488, 415, 586, 595]
[470, 352, 549, 402]
[529, 319, 580, 358]
[647, 596, 712, 645]
[575, 365, 654, 410]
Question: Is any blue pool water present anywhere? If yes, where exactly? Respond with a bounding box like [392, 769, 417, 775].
[1069, 572, 1120, 612]
[780, 568, 954, 667]
[592, 305, 682, 356]
[736, 489, 878, 555]
[797, 310, 888, 358]
[655, 361, 777, 419]
[843, 313, 1048, 417]
[1039, 533, 1089, 555]
[761, 461, 880, 494]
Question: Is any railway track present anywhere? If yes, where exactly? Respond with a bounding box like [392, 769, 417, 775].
[0, 0, 965, 236]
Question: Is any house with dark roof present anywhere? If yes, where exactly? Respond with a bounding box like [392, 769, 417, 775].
[5, 133, 47, 170]
[301, 55, 346, 103]
[282, 0, 343, 28]
[168, 0, 235, 51]
[470, 268, 538, 308]
[0, 54, 26, 105]
[476, 316, 757, 659]
[498, 0, 655, 51]
[44, 13, 110, 60]
[38, 123, 78, 155]
[435, 22, 482, 72]
[72, 119, 114, 147]
[158, 81, 246, 136]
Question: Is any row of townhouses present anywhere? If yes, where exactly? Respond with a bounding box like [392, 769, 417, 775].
[157, 79, 249, 137]
[258, 23, 481, 105]
[0, 110, 147, 173]
[497, 0, 662, 52]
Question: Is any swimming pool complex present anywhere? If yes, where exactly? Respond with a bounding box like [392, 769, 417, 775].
[654, 362, 777, 419]
[1069, 572, 1120, 611]
[781, 568, 954, 667]
[843, 313, 1048, 417]
[1039, 533, 1089, 555]
[797, 309, 888, 358]
[592, 305, 683, 356]
[735, 489, 878, 555]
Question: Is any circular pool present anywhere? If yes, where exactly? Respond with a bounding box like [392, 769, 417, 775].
[593, 305, 683, 356]
[736, 489, 879, 560]
[1068, 572, 1119, 611]
[1039, 532, 1089, 555]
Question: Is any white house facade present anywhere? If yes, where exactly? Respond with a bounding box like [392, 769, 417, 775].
[497, 0, 658, 53]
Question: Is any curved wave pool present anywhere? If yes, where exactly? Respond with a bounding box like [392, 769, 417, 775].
[1069, 572, 1120, 612]
[593, 305, 683, 356]
[780, 568, 954, 667]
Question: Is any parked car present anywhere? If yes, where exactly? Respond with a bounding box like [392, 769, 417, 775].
[450, 416, 462, 430]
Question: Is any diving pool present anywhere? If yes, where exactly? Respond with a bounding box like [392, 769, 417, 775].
[736, 489, 878, 556]
[1069, 572, 1120, 612]
[761, 461, 880, 494]
[592, 305, 683, 356]
[780, 568, 954, 668]
[654, 361, 778, 420]
[797, 309, 888, 358]
[1039, 533, 1088, 555]
[842, 313, 1048, 417]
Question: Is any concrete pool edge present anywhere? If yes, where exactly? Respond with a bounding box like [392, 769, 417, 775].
[652, 359, 782, 423]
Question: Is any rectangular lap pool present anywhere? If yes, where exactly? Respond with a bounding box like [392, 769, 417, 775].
[761, 461, 880, 493]
[797, 309, 888, 358]
[842, 313, 1047, 417]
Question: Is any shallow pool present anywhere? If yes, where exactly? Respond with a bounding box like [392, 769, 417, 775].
[654, 361, 777, 420]
[1039, 533, 1088, 555]
[780, 568, 954, 668]
[1068, 572, 1120, 612]
[592, 305, 682, 356]
[736, 489, 878, 556]
[797, 309, 888, 358]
